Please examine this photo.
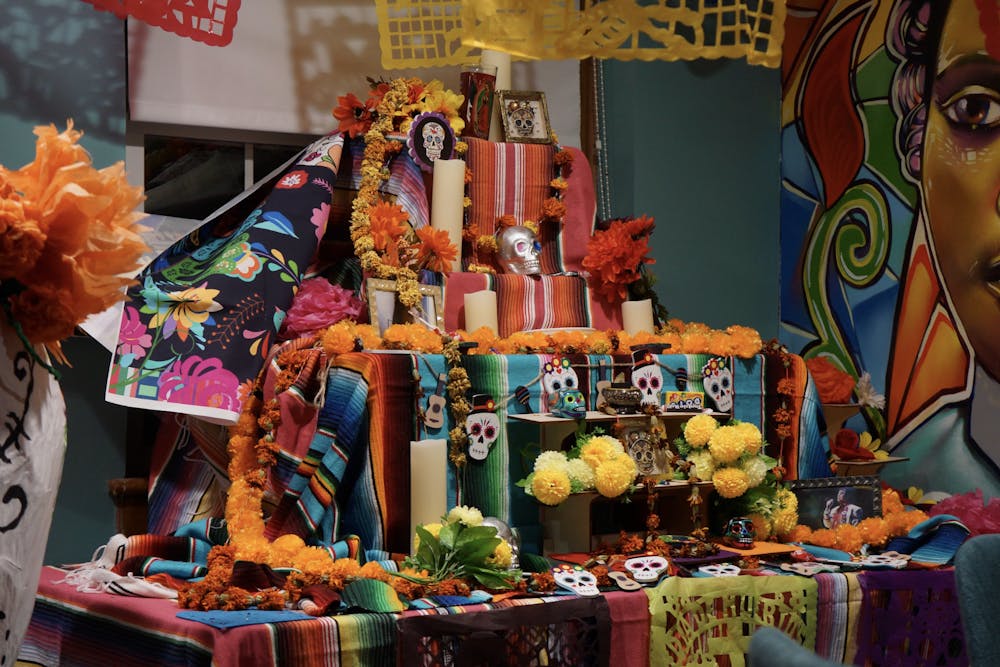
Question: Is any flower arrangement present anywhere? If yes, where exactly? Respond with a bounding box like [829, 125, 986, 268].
[396, 505, 521, 592]
[673, 414, 798, 539]
[344, 77, 465, 309]
[0, 122, 147, 369]
[582, 215, 656, 303]
[518, 430, 639, 506]
[782, 487, 929, 554]
[279, 276, 363, 340]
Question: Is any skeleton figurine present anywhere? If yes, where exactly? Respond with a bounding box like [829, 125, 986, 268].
[421, 121, 446, 161]
[701, 357, 734, 412]
[465, 393, 499, 461]
[631, 349, 664, 408]
[497, 225, 541, 275]
[506, 101, 536, 137]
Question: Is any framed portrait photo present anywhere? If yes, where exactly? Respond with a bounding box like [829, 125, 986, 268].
[366, 278, 444, 336]
[497, 90, 552, 144]
[787, 476, 882, 531]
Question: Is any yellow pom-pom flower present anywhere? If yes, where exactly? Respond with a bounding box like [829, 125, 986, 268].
[486, 539, 513, 568]
[683, 414, 718, 447]
[747, 512, 773, 540]
[566, 457, 596, 490]
[687, 449, 716, 481]
[708, 425, 746, 464]
[580, 435, 624, 470]
[742, 456, 768, 488]
[735, 421, 763, 454]
[447, 505, 484, 526]
[532, 468, 572, 505]
[712, 466, 750, 498]
[772, 507, 799, 536]
[594, 455, 637, 497]
[533, 450, 570, 472]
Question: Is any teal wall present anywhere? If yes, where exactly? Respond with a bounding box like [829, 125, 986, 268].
[0, 1, 781, 563]
[602, 59, 781, 338]
[0, 0, 128, 565]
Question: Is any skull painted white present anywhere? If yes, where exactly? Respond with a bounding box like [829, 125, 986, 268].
[627, 432, 658, 476]
[542, 357, 580, 404]
[697, 563, 741, 577]
[497, 226, 541, 275]
[507, 103, 536, 137]
[422, 121, 446, 161]
[624, 554, 670, 584]
[702, 358, 733, 412]
[552, 565, 600, 596]
[631, 362, 663, 407]
[860, 552, 909, 570]
[466, 412, 499, 461]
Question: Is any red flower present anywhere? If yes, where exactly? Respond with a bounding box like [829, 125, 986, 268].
[276, 170, 308, 189]
[333, 93, 372, 138]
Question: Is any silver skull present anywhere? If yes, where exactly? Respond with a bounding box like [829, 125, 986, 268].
[497, 225, 541, 274]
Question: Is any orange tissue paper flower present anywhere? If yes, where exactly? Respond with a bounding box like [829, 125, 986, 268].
[582, 219, 655, 301]
[368, 200, 409, 251]
[415, 226, 457, 273]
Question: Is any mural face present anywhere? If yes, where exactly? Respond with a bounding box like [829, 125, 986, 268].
[923, 0, 1000, 382]
[780, 0, 1000, 496]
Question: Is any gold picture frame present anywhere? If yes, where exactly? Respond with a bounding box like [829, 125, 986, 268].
[366, 278, 444, 336]
[497, 90, 553, 144]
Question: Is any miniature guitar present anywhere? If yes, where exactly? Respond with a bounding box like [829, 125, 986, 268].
[424, 373, 448, 430]
[595, 359, 611, 411]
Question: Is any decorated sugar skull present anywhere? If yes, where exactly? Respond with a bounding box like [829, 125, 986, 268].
[860, 552, 909, 570]
[552, 564, 600, 596]
[421, 121, 446, 161]
[507, 101, 536, 137]
[624, 554, 670, 584]
[465, 393, 499, 461]
[497, 225, 541, 275]
[702, 357, 733, 412]
[698, 563, 741, 577]
[631, 350, 663, 407]
[626, 430, 658, 476]
[543, 357, 586, 418]
[723, 516, 755, 549]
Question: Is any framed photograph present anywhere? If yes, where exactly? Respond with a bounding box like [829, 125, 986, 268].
[497, 90, 552, 144]
[787, 476, 882, 530]
[366, 278, 444, 336]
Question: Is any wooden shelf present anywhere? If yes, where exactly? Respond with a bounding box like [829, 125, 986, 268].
[509, 410, 729, 424]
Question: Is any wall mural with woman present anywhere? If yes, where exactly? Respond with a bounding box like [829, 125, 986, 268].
[781, 0, 1000, 497]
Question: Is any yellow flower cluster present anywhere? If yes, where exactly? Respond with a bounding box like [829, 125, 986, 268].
[524, 433, 637, 506]
[712, 466, 751, 498]
[707, 425, 745, 463]
[683, 413, 718, 447]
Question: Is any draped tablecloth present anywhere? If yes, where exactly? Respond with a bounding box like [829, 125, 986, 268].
[20, 566, 967, 666]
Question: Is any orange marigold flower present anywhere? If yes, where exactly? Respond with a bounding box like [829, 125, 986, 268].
[496, 214, 518, 228]
[415, 226, 458, 272]
[368, 200, 409, 251]
[541, 197, 567, 221]
[624, 214, 655, 238]
[581, 221, 655, 301]
[553, 149, 574, 166]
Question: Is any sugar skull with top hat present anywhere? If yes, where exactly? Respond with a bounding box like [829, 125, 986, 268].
[631, 349, 664, 408]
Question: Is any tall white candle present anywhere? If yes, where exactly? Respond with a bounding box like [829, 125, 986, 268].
[480, 49, 512, 142]
[464, 289, 498, 333]
[622, 299, 654, 334]
[429, 158, 465, 272]
[410, 439, 448, 554]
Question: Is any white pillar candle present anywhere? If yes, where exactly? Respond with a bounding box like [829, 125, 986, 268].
[410, 439, 448, 554]
[464, 289, 498, 333]
[429, 158, 465, 272]
[622, 299, 654, 334]
[481, 49, 511, 142]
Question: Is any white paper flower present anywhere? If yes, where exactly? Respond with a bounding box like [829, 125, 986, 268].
[854, 372, 886, 410]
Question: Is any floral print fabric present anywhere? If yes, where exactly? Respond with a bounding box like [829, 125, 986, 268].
[106, 134, 343, 424]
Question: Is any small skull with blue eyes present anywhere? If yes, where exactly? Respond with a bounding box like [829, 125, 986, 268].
[543, 357, 586, 419]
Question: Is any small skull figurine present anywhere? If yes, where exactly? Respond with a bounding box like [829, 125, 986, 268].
[421, 121, 445, 161]
[497, 226, 541, 275]
[724, 516, 755, 550]
[465, 394, 499, 461]
[702, 357, 733, 412]
[624, 554, 670, 585]
[552, 564, 600, 596]
[543, 357, 586, 418]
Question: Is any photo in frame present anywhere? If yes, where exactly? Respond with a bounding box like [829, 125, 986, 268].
[497, 90, 552, 144]
[787, 476, 882, 530]
[366, 278, 444, 336]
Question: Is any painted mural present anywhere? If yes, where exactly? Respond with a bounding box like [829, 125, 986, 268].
[780, 0, 1000, 498]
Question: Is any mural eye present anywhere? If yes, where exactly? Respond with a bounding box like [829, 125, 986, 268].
[637, 378, 648, 390]
[470, 423, 482, 436]
[650, 377, 661, 390]
[942, 91, 1000, 129]
[552, 380, 562, 392]
[484, 425, 496, 439]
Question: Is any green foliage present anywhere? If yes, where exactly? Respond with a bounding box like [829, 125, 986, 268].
[399, 518, 520, 590]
